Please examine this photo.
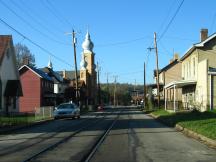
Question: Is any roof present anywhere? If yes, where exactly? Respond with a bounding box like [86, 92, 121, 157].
[0, 35, 11, 65]
[57, 70, 80, 80]
[159, 59, 179, 74]
[164, 80, 197, 89]
[41, 67, 63, 83]
[19, 65, 53, 82]
[181, 33, 216, 61]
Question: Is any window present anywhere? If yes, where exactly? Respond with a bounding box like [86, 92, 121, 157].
[193, 58, 196, 76]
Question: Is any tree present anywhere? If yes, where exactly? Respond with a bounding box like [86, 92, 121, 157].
[15, 43, 35, 68]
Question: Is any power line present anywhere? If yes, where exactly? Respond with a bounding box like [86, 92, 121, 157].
[46, 0, 73, 28]
[0, 0, 71, 46]
[157, 0, 178, 35]
[10, 0, 69, 44]
[19, 0, 66, 34]
[158, 0, 185, 42]
[42, 0, 72, 28]
[0, 17, 73, 67]
[96, 36, 152, 47]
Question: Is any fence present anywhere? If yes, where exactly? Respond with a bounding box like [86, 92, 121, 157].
[0, 106, 54, 126]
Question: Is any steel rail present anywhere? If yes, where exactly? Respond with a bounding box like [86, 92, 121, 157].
[22, 111, 110, 162]
[83, 109, 122, 162]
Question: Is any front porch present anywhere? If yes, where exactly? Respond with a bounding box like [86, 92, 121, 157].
[164, 80, 197, 112]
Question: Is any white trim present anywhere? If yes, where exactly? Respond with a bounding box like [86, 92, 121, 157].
[164, 80, 197, 89]
[174, 85, 176, 112]
[210, 74, 212, 110]
[165, 89, 167, 110]
[195, 33, 216, 47]
[19, 65, 43, 79]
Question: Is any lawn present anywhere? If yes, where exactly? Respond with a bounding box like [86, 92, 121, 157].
[151, 109, 216, 140]
[0, 115, 51, 127]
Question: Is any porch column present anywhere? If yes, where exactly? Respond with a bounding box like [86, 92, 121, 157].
[165, 88, 167, 110]
[210, 74, 212, 110]
[174, 85, 176, 112]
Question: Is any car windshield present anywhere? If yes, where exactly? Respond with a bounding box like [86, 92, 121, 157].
[57, 104, 75, 109]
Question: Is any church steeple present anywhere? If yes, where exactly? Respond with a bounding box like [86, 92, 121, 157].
[48, 57, 53, 69]
[82, 30, 94, 53]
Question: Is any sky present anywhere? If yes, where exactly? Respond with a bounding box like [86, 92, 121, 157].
[0, 0, 216, 85]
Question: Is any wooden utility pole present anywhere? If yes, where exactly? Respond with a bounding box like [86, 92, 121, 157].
[144, 62, 146, 108]
[72, 30, 79, 103]
[113, 75, 118, 107]
[154, 32, 160, 109]
[105, 72, 110, 105]
[66, 30, 79, 103]
[97, 62, 101, 105]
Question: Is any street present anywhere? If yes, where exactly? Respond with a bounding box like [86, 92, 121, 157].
[0, 107, 215, 162]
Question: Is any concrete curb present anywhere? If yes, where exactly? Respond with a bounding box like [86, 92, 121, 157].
[0, 118, 53, 135]
[149, 113, 216, 149]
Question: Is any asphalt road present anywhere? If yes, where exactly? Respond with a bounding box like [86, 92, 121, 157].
[0, 107, 216, 162]
[90, 108, 216, 162]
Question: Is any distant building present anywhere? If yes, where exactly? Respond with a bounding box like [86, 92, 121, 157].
[0, 35, 23, 115]
[19, 65, 54, 113]
[41, 59, 67, 105]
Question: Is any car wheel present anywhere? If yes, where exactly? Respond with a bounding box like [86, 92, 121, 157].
[77, 115, 80, 119]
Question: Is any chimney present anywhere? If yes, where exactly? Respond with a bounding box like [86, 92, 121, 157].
[174, 53, 179, 60]
[200, 29, 208, 42]
[22, 56, 29, 65]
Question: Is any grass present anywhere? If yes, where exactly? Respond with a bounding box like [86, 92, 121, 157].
[151, 109, 216, 140]
[0, 115, 51, 127]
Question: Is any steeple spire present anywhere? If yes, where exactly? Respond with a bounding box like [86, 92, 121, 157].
[82, 30, 94, 53]
[48, 56, 53, 69]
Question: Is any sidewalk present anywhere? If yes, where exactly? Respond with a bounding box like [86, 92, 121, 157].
[149, 113, 216, 149]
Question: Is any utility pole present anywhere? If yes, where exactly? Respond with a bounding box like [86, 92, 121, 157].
[66, 30, 79, 104]
[97, 62, 101, 105]
[105, 72, 110, 105]
[154, 32, 160, 109]
[113, 75, 118, 107]
[144, 62, 146, 108]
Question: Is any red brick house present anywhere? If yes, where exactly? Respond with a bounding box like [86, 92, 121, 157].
[19, 65, 54, 113]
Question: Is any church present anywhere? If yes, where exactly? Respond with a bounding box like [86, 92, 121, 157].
[79, 31, 97, 106]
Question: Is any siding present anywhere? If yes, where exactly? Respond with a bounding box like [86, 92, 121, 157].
[19, 69, 41, 113]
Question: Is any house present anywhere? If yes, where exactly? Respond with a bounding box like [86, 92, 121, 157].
[165, 29, 216, 111]
[158, 54, 182, 110]
[0, 35, 23, 115]
[19, 65, 54, 113]
[41, 60, 68, 105]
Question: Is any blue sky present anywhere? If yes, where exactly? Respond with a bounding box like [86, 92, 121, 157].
[1, 0, 216, 85]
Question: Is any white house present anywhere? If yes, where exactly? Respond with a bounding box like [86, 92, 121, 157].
[0, 35, 22, 114]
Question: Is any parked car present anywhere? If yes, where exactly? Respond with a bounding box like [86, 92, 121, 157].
[54, 103, 80, 119]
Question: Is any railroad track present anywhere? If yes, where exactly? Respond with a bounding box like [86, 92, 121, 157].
[83, 110, 121, 162]
[22, 109, 121, 162]
[0, 111, 107, 162]
[21, 109, 116, 162]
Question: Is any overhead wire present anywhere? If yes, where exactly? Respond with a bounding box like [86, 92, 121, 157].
[10, 0, 70, 44]
[0, 0, 71, 46]
[157, 0, 185, 42]
[0, 17, 73, 68]
[46, 0, 73, 28]
[42, 0, 72, 28]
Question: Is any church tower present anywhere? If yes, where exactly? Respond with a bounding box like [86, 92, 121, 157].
[80, 31, 97, 105]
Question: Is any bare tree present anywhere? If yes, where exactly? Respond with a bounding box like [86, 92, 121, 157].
[15, 43, 35, 68]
